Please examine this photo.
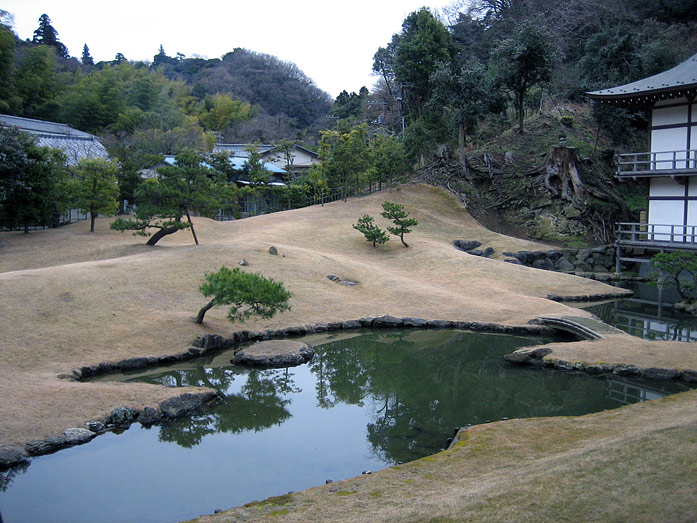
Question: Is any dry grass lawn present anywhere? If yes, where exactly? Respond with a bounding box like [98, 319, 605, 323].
[2, 184, 696, 520]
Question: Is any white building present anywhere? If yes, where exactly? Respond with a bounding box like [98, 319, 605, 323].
[587, 52, 697, 266]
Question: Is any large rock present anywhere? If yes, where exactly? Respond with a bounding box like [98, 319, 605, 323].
[453, 240, 481, 252]
[0, 445, 29, 469]
[160, 392, 217, 418]
[63, 428, 96, 445]
[373, 315, 405, 328]
[25, 436, 66, 455]
[109, 406, 137, 426]
[232, 340, 315, 367]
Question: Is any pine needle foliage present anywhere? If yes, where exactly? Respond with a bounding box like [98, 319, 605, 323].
[196, 266, 291, 324]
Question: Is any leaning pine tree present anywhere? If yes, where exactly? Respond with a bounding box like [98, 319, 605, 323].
[381, 201, 418, 248]
[195, 266, 291, 324]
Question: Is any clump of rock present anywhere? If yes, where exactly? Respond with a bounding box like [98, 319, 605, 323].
[502, 244, 629, 274]
[327, 274, 358, 286]
[232, 340, 315, 367]
[453, 240, 495, 258]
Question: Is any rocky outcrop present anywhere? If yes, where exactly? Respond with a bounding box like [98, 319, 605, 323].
[502, 245, 623, 274]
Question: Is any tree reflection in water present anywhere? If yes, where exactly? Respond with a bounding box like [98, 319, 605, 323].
[136, 366, 297, 448]
[126, 329, 695, 464]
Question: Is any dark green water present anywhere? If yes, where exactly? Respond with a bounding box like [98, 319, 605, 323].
[1, 329, 693, 523]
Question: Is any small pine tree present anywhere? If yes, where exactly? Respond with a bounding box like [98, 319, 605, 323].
[381, 201, 418, 248]
[353, 214, 389, 247]
[196, 266, 291, 324]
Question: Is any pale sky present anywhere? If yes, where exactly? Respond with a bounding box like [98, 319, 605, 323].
[3, 0, 456, 98]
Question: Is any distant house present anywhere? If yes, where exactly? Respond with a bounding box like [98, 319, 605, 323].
[213, 143, 320, 177]
[0, 114, 109, 166]
[586, 52, 697, 270]
[142, 155, 287, 218]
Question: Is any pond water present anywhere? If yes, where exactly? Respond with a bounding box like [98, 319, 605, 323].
[581, 282, 697, 342]
[1, 329, 694, 523]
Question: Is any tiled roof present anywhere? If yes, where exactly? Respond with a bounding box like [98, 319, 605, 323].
[586, 52, 697, 104]
[0, 114, 108, 166]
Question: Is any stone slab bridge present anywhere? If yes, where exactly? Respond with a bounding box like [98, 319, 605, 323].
[536, 315, 626, 340]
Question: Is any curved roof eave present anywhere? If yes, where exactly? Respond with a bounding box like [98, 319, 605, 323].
[586, 52, 697, 104]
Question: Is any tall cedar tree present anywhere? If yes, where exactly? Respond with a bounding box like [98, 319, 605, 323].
[32, 14, 69, 58]
[81, 44, 94, 66]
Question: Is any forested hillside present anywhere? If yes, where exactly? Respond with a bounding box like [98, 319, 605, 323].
[2, 2, 697, 245]
[0, 12, 333, 148]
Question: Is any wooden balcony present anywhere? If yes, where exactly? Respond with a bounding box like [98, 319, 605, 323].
[616, 222, 697, 250]
[617, 150, 697, 179]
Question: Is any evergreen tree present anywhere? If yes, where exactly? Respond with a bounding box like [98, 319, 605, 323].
[381, 201, 418, 248]
[392, 9, 454, 118]
[196, 266, 291, 324]
[32, 14, 69, 58]
[353, 215, 389, 247]
[71, 158, 120, 232]
[0, 25, 16, 112]
[0, 127, 69, 233]
[81, 44, 94, 66]
[490, 19, 561, 134]
[110, 152, 228, 245]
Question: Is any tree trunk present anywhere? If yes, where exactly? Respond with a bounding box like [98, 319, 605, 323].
[400, 233, 409, 248]
[185, 207, 199, 245]
[146, 225, 181, 246]
[517, 90, 525, 134]
[195, 300, 215, 324]
[90, 214, 96, 233]
[458, 124, 466, 167]
[527, 145, 630, 217]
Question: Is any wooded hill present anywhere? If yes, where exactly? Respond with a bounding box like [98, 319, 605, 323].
[0, 13, 333, 147]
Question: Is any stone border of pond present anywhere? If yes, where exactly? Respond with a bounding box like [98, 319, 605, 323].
[0, 303, 628, 468]
[0, 390, 217, 469]
[504, 346, 697, 384]
[64, 315, 555, 382]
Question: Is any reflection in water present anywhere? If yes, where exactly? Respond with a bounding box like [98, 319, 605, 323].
[582, 282, 697, 342]
[128, 329, 695, 463]
[1, 329, 694, 522]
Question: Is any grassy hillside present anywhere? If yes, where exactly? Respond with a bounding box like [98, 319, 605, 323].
[0, 184, 618, 445]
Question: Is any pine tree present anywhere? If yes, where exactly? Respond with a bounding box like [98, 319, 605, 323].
[381, 201, 418, 248]
[81, 44, 94, 66]
[32, 14, 69, 58]
[353, 214, 389, 247]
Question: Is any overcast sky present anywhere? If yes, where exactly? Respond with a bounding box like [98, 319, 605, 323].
[3, 0, 457, 98]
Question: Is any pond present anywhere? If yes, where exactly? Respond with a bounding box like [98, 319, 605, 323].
[1, 329, 694, 523]
[581, 281, 697, 342]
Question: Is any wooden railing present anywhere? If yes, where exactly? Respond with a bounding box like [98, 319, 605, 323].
[616, 222, 697, 246]
[617, 149, 697, 178]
